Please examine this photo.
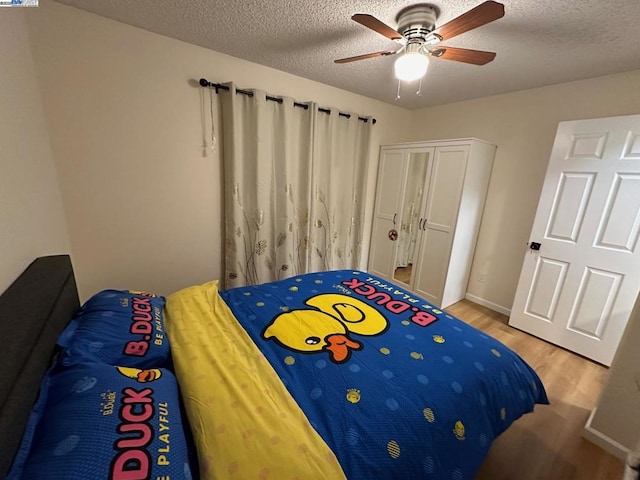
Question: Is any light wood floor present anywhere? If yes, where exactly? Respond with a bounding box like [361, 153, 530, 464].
[393, 264, 412, 284]
[446, 300, 625, 480]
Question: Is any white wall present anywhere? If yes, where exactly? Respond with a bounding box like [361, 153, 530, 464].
[409, 71, 640, 311]
[25, 1, 412, 301]
[0, 9, 71, 294]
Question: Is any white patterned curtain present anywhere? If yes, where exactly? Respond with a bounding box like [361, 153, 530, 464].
[219, 84, 372, 287]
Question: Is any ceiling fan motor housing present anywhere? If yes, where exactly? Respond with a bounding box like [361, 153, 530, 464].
[396, 4, 437, 42]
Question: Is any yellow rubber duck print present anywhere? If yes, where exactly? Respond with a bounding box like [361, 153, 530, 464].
[127, 290, 157, 297]
[117, 366, 162, 383]
[305, 294, 388, 336]
[346, 389, 361, 403]
[453, 420, 466, 440]
[262, 293, 389, 363]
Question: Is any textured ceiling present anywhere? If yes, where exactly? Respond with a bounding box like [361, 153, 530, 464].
[53, 0, 640, 110]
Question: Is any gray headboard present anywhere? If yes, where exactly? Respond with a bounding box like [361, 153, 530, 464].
[0, 255, 79, 478]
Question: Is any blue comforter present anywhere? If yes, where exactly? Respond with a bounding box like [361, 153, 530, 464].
[220, 270, 548, 479]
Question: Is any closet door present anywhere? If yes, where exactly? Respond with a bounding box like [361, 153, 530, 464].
[413, 145, 469, 305]
[368, 149, 408, 280]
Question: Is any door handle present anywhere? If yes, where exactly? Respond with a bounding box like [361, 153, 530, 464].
[529, 242, 541, 251]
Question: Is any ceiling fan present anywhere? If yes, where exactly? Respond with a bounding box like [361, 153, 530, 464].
[335, 1, 505, 81]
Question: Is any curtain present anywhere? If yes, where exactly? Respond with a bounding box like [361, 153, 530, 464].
[219, 84, 372, 288]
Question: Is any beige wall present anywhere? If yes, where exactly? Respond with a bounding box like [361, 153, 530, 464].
[409, 71, 640, 311]
[21, 0, 640, 312]
[0, 9, 71, 293]
[26, 1, 412, 301]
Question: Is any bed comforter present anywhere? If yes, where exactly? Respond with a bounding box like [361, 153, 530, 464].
[165, 270, 548, 479]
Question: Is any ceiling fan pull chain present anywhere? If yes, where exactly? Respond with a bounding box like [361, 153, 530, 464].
[417, 77, 423, 96]
[396, 79, 401, 100]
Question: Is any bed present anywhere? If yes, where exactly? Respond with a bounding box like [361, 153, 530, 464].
[2, 255, 548, 480]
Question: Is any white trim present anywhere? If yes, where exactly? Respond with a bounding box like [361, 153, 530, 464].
[582, 408, 630, 460]
[464, 293, 511, 316]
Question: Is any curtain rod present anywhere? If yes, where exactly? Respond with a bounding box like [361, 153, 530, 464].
[199, 78, 376, 125]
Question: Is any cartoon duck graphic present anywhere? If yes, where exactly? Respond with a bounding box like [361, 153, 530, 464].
[453, 420, 466, 440]
[117, 366, 162, 383]
[127, 290, 157, 297]
[262, 293, 389, 363]
[346, 389, 361, 404]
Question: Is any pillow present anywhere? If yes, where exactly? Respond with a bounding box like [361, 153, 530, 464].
[8, 362, 193, 480]
[58, 290, 171, 368]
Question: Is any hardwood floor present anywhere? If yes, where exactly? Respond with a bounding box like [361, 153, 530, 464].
[393, 264, 412, 284]
[446, 300, 625, 480]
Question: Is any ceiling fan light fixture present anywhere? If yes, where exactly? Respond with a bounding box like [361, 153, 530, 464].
[394, 49, 429, 81]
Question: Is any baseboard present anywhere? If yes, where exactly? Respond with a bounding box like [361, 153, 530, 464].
[464, 293, 511, 316]
[583, 408, 630, 460]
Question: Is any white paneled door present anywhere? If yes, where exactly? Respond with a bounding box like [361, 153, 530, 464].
[509, 115, 640, 366]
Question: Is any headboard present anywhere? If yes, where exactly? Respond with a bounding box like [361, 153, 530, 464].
[0, 255, 79, 478]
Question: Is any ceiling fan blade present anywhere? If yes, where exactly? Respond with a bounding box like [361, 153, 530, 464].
[334, 50, 398, 64]
[352, 14, 403, 41]
[430, 1, 504, 43]
[430, 46, 496, 65]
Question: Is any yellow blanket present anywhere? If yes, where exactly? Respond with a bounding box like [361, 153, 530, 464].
[164, 281, 346, 480]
